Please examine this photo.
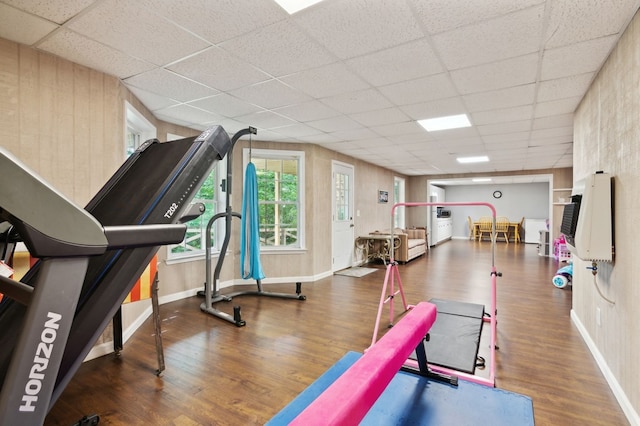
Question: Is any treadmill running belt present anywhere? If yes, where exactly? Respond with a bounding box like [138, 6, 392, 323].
[0, 125, 233, 411]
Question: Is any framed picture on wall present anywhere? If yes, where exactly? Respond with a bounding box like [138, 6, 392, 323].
[378, 190, 389, 203]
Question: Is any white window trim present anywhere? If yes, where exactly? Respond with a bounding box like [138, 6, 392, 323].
[243, 148, 306, 251]
[124, 101, 156, 158]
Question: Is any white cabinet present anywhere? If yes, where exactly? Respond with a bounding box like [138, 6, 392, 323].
[436, 218, 453, 244]
[524, 218, 547, 244]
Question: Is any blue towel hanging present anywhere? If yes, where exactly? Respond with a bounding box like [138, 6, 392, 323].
[240, 162, 266, 280]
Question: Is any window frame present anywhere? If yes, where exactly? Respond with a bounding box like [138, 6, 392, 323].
[243, 148, 306, 252]
[124, 101, 156, 157]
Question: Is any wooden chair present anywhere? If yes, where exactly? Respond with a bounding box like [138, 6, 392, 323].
[495, 217, 510, 243]
[513, 217, 525, 243]
[477, 216, 493, 241]
[467, 216, 475, 240]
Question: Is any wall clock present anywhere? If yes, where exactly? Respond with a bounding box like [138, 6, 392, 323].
[493, 190, 502, 199]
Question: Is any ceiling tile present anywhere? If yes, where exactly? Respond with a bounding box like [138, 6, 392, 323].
[38, 29, 155, 79]
[329, 127, 380, 142]
[477, 119, 532, 136]
[544, 0, 640, 48]
[273, 100, 341, 122]
[345, 38, 443, 86]
[409, 0, 545, 35]
[370, 121, 426, 137]
[307, 115, 362, 133]
[127, 86, 180, 111]
[463, 84, 536, 112]
[154, 104, 224, 126]
[297, 133, 341, 144]
[378, 73, 457, 106]
[471, 105, 534, 126]
[531, 126, 573, 139]
[432, 5, 545, 70]
[533, 113, 574, 130]
[537, 73, 594, 102]
[167, 47, 272, 92]
[2, 0, 96, 24]
[188, 94, 263, 118]
[0, 3, 58, 45]
[293, 0, 424, 59]
[541, 35, 619, 80]
[400, 97, 468, 120]
[483, 139, 529, 150]
[219, 20, 336, 77]
[124, 68, 218, 102]
[236, 110, 297, 130]
[140, 0, 288, 44]
[352, 137, 394, 148]
[67, 0, 210, 66]
[251, 129, 295, 142]
[451, 53, 539, 94]
[482, 131, 530, 144]
[280, 62, 370, 98]
[428, 127, 480, 141]
[320, 88, 393, 114]
[214, 118, 251, 136]
[349, 108, 411, 127]
[273, 123, 324, 138]
[229, 79, 312, 109]
[534, 96, 582, 117]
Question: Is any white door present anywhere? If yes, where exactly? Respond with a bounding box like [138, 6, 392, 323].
[332, 162, 355, 272]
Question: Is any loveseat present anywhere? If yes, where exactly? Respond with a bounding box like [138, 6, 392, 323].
[369, 227, 427, 263]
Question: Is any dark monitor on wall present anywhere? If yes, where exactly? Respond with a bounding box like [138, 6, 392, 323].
[560, 194, 582, 246]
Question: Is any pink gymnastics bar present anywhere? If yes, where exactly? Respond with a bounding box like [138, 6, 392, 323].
[289, 302, 438, 426]
[371, 201, 499, 387]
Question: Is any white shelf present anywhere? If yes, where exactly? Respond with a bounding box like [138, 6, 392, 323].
[553, 188, 572, 192]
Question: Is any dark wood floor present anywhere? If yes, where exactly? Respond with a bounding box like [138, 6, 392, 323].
[45, 240, 628, 425]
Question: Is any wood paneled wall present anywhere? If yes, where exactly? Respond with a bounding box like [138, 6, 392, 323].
[1, 39, 123, 205]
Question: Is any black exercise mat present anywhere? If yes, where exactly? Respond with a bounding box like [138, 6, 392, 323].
[411, 298, 485, 374]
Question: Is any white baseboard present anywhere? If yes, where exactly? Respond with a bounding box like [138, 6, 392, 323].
[83, 271, 331, 362]
[571, 309, 639, 426]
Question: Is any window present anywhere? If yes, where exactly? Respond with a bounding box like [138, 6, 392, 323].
[394, 176, 405, 229]
[124, 101, 156, 157]
[166, 134, 225, 262]
[244, 149, 305, 250]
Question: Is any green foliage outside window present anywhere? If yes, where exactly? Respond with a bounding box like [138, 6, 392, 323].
[255, 160, 299, 247]
[170, 170, 216, 255]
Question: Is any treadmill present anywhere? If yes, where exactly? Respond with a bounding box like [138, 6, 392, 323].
[0, 125, 234, 425]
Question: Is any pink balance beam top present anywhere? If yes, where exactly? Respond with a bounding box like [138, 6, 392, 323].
[290, 302, 437, 426]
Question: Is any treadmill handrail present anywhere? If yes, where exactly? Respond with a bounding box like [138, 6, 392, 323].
[103, 224, 187, 249]
[0, 275, 33, 305]
[0, 147, 107, 255]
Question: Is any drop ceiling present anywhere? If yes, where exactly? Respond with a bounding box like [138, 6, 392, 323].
[1, 0, 638, 176]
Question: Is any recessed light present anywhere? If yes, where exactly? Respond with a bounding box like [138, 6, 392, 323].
[457, 156, 489, 164]
[274, 0, 325, 14]
[417, 114, 471, 132]
[472, 178, 492, 182]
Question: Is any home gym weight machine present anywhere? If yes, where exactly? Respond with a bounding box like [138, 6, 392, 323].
[199, 127, 305, 327]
